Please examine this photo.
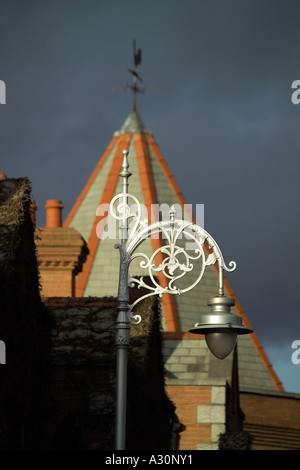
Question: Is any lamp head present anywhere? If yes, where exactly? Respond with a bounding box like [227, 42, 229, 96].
[189, 295, 252, 359]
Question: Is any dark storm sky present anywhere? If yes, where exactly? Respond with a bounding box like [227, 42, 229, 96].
[0, 0, 300, 392]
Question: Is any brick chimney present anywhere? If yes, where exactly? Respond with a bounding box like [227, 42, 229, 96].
[36, 199, 89, 297]
[36, 226, 89, 297]
[45, 199, 63, 227]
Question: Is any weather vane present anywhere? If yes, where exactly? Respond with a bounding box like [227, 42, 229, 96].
[112, 39, 155, 110]
[127, 39, 145, 109]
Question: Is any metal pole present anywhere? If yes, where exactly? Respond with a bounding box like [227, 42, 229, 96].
[115, 299, 130, 450]
[115, 150, 131, 450]
[110, 149, 244, 447]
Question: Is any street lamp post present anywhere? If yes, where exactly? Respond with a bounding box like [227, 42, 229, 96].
[110, 149, 252, 450]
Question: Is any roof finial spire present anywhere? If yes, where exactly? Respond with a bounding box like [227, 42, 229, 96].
[127, 39, 145, 111]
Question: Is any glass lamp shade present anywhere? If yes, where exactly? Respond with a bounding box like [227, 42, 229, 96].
[189, 295, 252, 360]
[205, 329, 237, 360]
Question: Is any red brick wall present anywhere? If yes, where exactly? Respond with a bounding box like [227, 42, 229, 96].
[240, 392, 300, 450]
[39, 270, 74, 297]
[165, 384, 211, 450]
[241, 392, 300, 428]
[35, 226, 88, 298]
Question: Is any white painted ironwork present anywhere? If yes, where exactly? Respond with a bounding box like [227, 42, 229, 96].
[109, 149, 236, 325]
[111, 148, 250, 451]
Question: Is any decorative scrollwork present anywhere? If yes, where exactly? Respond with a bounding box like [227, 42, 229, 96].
[110, 149, 236, 325]
[128, 219, 205, 312]
[128, 309, 142, 325]
[125, 215, 236, 316]
[110, 192, 148, 238]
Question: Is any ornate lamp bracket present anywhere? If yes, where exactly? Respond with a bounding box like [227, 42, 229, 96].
[111, 148, 245, 451]
[109, 149, 236, 326]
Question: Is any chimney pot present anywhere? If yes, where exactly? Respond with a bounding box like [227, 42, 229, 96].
[45, 199, 63, 227]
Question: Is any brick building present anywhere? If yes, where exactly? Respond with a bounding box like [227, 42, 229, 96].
[0, 177, 177, 450]
[33, 106, 300, 450]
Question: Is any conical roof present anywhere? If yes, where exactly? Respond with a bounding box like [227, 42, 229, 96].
[64, 108, 284, 392]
